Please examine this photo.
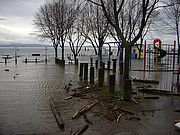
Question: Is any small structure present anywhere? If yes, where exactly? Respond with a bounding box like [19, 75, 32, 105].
[144, 39, 176, 71]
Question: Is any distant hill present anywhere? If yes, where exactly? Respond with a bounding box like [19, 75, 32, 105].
[0, 44, 52, 48]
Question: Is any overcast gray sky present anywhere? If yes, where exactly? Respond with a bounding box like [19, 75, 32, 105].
[0, 0, 177, 45]
[0, 0, 46, 44]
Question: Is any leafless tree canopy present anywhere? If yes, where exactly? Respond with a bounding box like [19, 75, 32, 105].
[80, 1, 110, 58]
[34, 0, 81, 59]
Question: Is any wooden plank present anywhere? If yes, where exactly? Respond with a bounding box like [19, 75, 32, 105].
[50, 99, 64, 129]
[74, 124, 89, 135]
[72, 101, 98, 119]
[139, 88, 180, 96]
[133, 79, 159, 84]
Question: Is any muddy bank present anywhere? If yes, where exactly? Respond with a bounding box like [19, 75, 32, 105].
[52, 84, 180, 135]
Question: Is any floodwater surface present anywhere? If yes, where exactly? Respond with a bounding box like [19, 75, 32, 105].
[0, 60, 79, 134]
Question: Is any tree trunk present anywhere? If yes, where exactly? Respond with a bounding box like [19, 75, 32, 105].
[61, 37, 65, 60]
[54, 46, 58, 58]
[62, 46, 64, 60]
[119, 45, 124, 75]
[176, 20, 180, 64]
[123, 42, 131, 101]
[123, 43, 131, 80]
[138, 37, 143, 59]
[99, 46, 103, 63]
[74, 55, 77, 65]
[93, 45, 98, 55]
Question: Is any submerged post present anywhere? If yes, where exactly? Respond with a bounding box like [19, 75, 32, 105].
[112, 59, 117, 72]
[107, 61, 111, 70]
[45, 58, 47, 63]
[90, 67, 94, 84]
[84, 63, 88, 80]
[15, 50, 17, 64]
[4, 58, 7, 64]
[109, 74, 115, 93]
[35, 58, 38, 63]
[95, 60, 98, 69]
[25, 58, 27, 63]
[98, 68, 104, 87]
[79, 63, 84, 77]
[90, 57, 93, 67]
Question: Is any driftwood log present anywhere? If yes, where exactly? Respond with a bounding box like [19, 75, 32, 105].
[143, 96, 159, 99]
[133, 79, 159, 84]
[174, 120, 180, 124]
[73, 124, 89, 135]
[139, 88, 180, 96]
[117, 113, 125, 122]
[72, 101, 98, 119]
[71, 85, 97, 97]
[83, 113, 93, 124]
[50, 99, 65, 129]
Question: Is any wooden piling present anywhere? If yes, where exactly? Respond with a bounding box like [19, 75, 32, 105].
[112, 59, 117, 72]
[15, 58, 17, 64]
[109, 74, 115, 93]
[100, 61, 103, 69]
[95, 60, 98, 69]
[90, 67, 94, 84]
[45, 58, 47, 63]
[84, 63, 88, 80]
[79, 63, 84, 77]
[25, 58, 27, 63]
[98, 68, 104, 87]
[90, 57, 93, 67]
[50, 99, 64, 129]
[4, 58, 7, 64]
[107, 61, 111, 70]
[35, 58, 37, 63]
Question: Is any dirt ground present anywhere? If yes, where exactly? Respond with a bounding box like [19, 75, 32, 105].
[53, 83, 180, 135]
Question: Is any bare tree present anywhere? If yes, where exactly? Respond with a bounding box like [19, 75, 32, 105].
[34, 0, 78, 60]
[81, 2, 110, 62]
[34, 4, 59, 58]
[164, 0, 180, 63]
[67, 20, 87, 64]
[136, 10, 160, 59]
[87, 0, 160, 100]
[50, 0, 78, 60]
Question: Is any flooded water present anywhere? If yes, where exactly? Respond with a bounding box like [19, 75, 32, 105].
[0, 47, 179, 134]
[0, 54, 80, 134]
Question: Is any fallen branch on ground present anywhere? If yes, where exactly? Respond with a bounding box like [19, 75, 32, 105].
[72, 101, 98, 119]
[83, 113, 93, 124]
[139, 88, 180, 96]
[174, 120, 180, 124]
[117, 113, 125, 122]
[71, 85, 98, 97]
[143, 96, 159, 99]
[73, 124, 89, 135]
[64, 96, 73, 100]
[50, 99, 64, 129]
[133, 79, 159, 84]
[129, 116, 141, 121]
[114, 107, 134, 115]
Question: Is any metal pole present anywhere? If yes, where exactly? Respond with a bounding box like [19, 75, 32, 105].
[144, 40, 146, 72]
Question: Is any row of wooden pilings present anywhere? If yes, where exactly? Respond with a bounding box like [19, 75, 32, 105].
[79, 58, 117, 93]
[4, 58, 48, 64]
[24, 58, 48, 63]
